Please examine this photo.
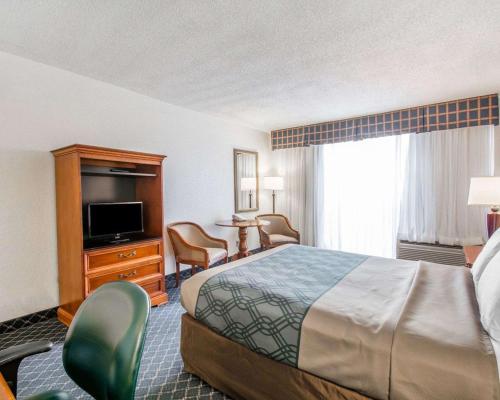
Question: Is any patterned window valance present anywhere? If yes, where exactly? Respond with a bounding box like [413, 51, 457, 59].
[271, 93, 499, 150]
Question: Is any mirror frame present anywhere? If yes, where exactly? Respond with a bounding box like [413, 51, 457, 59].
[233, 148, 259, 213]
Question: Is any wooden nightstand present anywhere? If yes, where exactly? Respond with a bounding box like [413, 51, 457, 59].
[463, 245, 483, 268]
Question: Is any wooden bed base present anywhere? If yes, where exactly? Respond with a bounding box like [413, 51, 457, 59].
[180, 314, 370, 400]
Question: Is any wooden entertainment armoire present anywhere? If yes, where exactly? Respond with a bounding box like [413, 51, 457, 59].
[52, 144, 168, 326]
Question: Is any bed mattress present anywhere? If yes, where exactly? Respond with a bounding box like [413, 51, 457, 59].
[181, 244, 499, 400]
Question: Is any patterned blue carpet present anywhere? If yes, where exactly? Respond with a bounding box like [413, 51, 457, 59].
[0, 285, 230, 399]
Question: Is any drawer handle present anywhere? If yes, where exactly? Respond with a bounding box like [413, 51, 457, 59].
[118, 270, 137, 279]
[118, 250, 137, 259]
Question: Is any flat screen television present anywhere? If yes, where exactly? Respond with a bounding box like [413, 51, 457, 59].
[88, 202, 144, 240]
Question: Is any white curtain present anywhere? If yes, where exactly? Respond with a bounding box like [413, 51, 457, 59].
[398, 126, 494, 246]
[320, 135, 409, 257]
[274, 146, 323, 246]
[272, 125, 494, 256]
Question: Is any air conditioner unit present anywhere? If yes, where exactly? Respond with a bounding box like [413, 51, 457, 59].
[397, 240, 465, 266]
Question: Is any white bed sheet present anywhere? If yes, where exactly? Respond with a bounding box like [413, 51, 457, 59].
[181, 245, 499, 400]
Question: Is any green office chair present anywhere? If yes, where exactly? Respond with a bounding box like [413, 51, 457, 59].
[0, 281, 151, 400]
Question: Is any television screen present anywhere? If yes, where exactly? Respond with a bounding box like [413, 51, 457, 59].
[88, 202, 143, 238]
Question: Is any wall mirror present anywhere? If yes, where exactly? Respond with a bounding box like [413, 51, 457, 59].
[234, 149, 259, 213]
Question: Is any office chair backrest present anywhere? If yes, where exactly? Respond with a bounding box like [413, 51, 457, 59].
[62, 281, 150, 400]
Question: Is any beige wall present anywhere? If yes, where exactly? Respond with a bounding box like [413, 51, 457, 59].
[0, 52, 272, 321]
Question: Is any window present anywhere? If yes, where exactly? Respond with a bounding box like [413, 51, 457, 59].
[320, 135, 409, 257]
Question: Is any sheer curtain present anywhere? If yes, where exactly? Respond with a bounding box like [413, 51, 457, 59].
[320, 135, 409, 257]
[274, 146, 323, 246]
[398, 126, 494, 246]
[272, 125, 493, 256]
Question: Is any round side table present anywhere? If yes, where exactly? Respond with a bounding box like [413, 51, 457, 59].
[215, 219, 269, 259]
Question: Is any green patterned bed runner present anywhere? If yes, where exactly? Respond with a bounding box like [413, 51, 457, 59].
[194, 245, 368, 367]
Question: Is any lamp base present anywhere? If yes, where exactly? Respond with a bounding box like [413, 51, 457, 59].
[487, 212, 500, 237]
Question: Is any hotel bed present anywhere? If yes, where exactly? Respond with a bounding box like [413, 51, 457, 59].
[180, 244, 500, 400]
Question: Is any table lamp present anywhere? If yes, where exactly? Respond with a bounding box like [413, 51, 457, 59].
[468, 177, 500, 237]
[240, 177, 257, 208]
[263, 176, 284, 214]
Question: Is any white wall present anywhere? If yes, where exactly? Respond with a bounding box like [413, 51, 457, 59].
[0, 51, 272, 322]
[495, 125, 500, 175]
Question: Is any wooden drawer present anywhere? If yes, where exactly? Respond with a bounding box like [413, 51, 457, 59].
[85, 240, 161, 271]
[86, 262, 162, 293]
[141, 278, 164, 297]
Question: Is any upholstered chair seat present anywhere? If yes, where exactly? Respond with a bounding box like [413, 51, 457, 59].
[268, 233, 299, 244]
[206, 247, 229, 264]
[167, 222, 229, 287]
[256, 214, 300, 250]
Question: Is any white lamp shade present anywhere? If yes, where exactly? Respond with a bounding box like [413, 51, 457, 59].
[263, 176, 284, 191]
[468, 177, 500, 206]
[240, 177, 257, 191]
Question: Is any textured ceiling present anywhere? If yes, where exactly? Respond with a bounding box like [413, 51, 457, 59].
[0, 0, 499, 131]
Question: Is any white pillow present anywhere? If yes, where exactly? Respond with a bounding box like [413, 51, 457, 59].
[471, 228, 500, 287]
[476, 250, 500, 341]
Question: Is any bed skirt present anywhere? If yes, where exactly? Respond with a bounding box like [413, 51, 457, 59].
[180, 313, 370, 400]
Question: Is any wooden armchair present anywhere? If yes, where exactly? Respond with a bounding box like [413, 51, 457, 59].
[167, 222, 228, 287]
[256, 214, 300, 250]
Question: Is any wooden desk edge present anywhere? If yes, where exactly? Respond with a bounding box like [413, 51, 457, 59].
[0, 373, 14, 400]
[463, 245, 483, 268]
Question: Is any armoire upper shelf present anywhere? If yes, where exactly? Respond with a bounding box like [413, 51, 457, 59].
[80, 167, 157, 177]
